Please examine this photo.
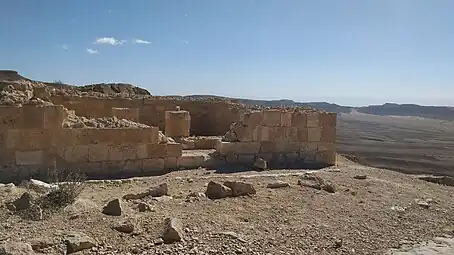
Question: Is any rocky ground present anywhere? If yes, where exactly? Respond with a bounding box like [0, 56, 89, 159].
[0, 157, 453, 254]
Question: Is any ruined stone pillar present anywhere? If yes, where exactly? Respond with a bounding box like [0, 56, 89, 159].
[164, 108, 190, 137]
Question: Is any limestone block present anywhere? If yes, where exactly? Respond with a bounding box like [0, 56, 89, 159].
[177, 154, 207, 169]
[123, 128, 144, 143]
[147, 144, 167, 158]
[257, 152, 273, 162]
[136, 144, 148, 159]
[216, 141, 261, 155]
[285, 152, 299, 162]
[284, 127, 298, 142]
[165, 157, 178, 169]
[143, 127, 159, 144]
[142, 158, 165, 171]
[317, 142, 335, 152]
[301, 142, 318, 152]
[123, 160, 142, 173]
[252, 126, 270, 141]
[241, 111, 263, 127]
[225, 154, 238, 164]
[193, 137, 220, 149]
[0, 106, 22, 128]
[19, 106, 45, 129]
[100, 161, 124, 176]
[108, 144, 138, 161]
[297, 128, 308, 142]
[281, 111, 293, 127]
[321, 126, 336, 143]
[307, 128, 321, 142]
[63, 145, 89, 163]
[7, 129, 53, 150]
[0, 149, 16, 164]
[316, 151, 336, 165]
[164, 110, 190, 137]
[319, 112, 337, 127]
[275, 141, 301, 153]
[291, 112, 307, 128]
[111, 107, 139, 122]
[166, 143, 183, 157]
[43, 105, 65, 129]
[237, 154, 255, 165]
[306, 112, 319, 128]
[262, 110, 281, 127]
[268, 127, 285, 141]
[15, 150, 44, 165]
[88, 144, 109, 162]
[260, 141, 277, 153]
[299, 151, 316, 162]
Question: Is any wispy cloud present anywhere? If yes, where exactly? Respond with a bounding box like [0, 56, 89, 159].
[86, 48, 99, 54]
[61, 44, 69, 50]
[182, 40, 189, 45]
[94, 37, 126, 45]
[132, 39, 151, 44]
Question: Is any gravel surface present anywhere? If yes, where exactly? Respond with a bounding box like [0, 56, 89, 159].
[1, 158, 453, 254]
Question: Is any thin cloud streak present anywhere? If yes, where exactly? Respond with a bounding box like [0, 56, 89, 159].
[132, 39, 151, 44]
[94, 37, 126, 45]
[86, 48, 99, 54]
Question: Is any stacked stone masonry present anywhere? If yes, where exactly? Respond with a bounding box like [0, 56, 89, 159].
[216, 109, 337, 168]
[165, 110, 190, 137]
[0, 105, 184, 182]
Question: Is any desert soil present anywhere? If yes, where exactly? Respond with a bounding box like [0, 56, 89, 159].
[1, 157, 453, 255]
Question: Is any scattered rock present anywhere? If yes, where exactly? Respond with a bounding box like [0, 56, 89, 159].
[151, 195, 173, 202]
[334, 239, 343, 248]
[102, 198, 123, 216]
[64, 232, 96, 254]
[162, 217, 184, 244]
[20, 179, 57, 193]
[12, 192, 34, 211]
[391, 205, 406, 213]
[205, 181, 233, 199]
[267, 180, 290, 189]
[218, 232, 247, 243]
[113, 219, 135, 233]
[154, 238, 164, 245]
[253, 157, 267, 170]
[354, 175, 367, 180]
[186, 192, 206, 202]
[64, 198, 98, 214]
[297, 174, 323, 190]
[321, 182, 336, 193]
[138, 202, 152, 212]
[416, 200, 430, 209]
[0, 242, 34, 255]
[223, 181, 256, 197]
[149, 183, 168, 197]
[30, 237, 58, 251]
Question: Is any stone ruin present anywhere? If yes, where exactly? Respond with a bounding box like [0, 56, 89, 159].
[0, 71, 337, 183]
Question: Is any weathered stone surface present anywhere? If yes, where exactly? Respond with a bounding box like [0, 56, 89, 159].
[64, 232, 96, 254]
[149, 183, 168, 197]
[223, 181, 256, 197]
[0, 242, 34, 255]
[12, 192, 34, 210]
[205, 181, 232, 199]
[138, 202, 152, 212]
[113, 219, 135, 233]
[162, 217, 184, 244]
[253, 157, 267, 170]
[102, 198, 123, 216]
[267, 180, 290, 189]
[20, 179, 57, 193]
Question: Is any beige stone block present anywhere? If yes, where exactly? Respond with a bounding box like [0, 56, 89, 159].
[108, 144, 138, 161]
[285, 152, 299, 162]
[297, 128, 308, 142]
[165, 110, 190, 137]
[275, 141, 301, 153]
[253, 126, 270, 141]
[317, 142, 335, 152]
[123, 160, 142, 173]
[6, 129, 52, 150]
[291, 112, 307, 128]
[193, 137, 220, 149]
[316, 151, 336, 165]
[319, 112, 337, 127]
[233, 125, 254, 142]
[268, 127, 285, 141]
[142, 158, 165, 171]
[0, 106, 22, 128]
[281, 111, 293, 127]
[15, 150, 44, 165]
[64, 145, 89, 163]
[260, 141, 276, 153]
[100, 161, 124, 175]
[225, 154, 238, 164]
[321, 126, 336, 142]
[166, 143, 183, 157]
[88, 144, 109, 162]
[136, 144, 148, 159]
[147, 144, 167, 158]
[43, 105, 65, 129]
[301, 142, 318, 152]
[284, 127, 298, 142]
[0, 149, 16, 164]
[306, 112, 319, 128]
[165, 157, 178, 169]
[257, 152, 273, 162]
[242, 111, 263, 127]
[143, 127, 159, 144]
[262, 110, 281, 127]
[111, 107, 139, 122]
[307, 128, 321, 142]
[19, 106, 45, 129]
[123, 128, 145, 143]
[237, 154, 255, 164]
[177, 154, 206, 169]
[216, 141, 260, 155]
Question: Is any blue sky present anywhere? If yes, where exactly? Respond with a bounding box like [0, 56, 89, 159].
[1, 1, 453, 106]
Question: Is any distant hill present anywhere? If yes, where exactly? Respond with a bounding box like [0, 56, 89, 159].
[357, 103, 454, 120]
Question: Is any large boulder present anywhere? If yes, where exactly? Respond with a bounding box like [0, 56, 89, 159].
[64, 232, 96, 254]
[162, 218, 184, 244]
[102, 198, 123, 216]
[223, 181, 256, 197]
[205, 181, 232, 199]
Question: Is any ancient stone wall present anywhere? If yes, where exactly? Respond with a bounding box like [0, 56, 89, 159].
[216, 109, 337, 168]
[0, 105, 184, 183]
[50, 96, 242, 136]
